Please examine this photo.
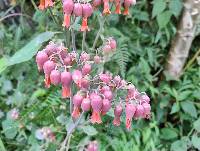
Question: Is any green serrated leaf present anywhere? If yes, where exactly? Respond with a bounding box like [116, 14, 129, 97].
[170, 103, 180, 114]
[181, 101, 197, 118]
[81, 125, 97, 136]
[152, 0, 166, 18]
[2, 119, 18, 139]
[192, 134, 200, 150]
[161, 128, 178, 140]
[194, 118, 200, 132]
[171, 140, 187, 151]
[156, 11, 172, 29]
[169, 0, 183, 18]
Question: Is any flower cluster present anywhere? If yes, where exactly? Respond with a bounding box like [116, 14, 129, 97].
[36, 40, 151, 130]
[8, 108, 19, 120]
[35, 127, 55, 141]
[86, 141, 99, 151]
[38, 0, 137, 31]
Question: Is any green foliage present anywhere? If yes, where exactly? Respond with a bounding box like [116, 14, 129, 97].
[0, 32, 55, 73]
[0, 0, 200, 151]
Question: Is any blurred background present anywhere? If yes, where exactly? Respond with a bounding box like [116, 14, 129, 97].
[0, 0, 200, 151]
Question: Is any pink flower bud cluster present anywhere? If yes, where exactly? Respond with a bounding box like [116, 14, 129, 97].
[9, 108, 19, 120]
[35, 127, 55, 141]
[102, 37, 117, 54]
[62, 0, 136, 30]
[86, 141, 99, 151]
[38, 0, 136, 31]
[36, 40, 150, 130]
[62, 0, 93, 31]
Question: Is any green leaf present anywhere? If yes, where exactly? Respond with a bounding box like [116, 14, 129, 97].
[170, 103, 180, 114]
[169, 0, 183, 18]
[152, 0, 166, 18]
[192, 134, 200, 150]
[2, 120, 18, 139]
[161, 128, 178, 140]
[0, 32, 55, 73]
[0, 137, 6, 151]
[0, 58, 8, 73]
[157, 11, 172, 29]
[81, 125, 97, 136]
[171, 140, 187, 151]
[181, 101, 197, 118]
[9, 32, 55, 65]
[193, 118, 200, 132]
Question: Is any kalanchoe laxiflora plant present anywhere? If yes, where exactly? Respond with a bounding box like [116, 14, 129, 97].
[36, 40, 151, 129]
[35, 0, 150, 149]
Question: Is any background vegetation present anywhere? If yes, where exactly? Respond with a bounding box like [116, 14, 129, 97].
[0, 0, 200, 151]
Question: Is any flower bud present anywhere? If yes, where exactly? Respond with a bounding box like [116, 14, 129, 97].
[50, 70, 61, 85]
[93, 0, 102, 8]
[90, 93, 103, 124]
[109, 38, 117, 50]
[103, 90, 113, 100]
[99, 73, 112, 84]
[102, 44, 112, 54]
[61, 71, 72, 98]
[113, 104, 123, 126]
[45, 42, 58, 56]
[80, 52, 90, 62]
[134, 104, 144, 118]
[125, 103, 136, 130]
[94, 55, 101, 64]
[64, 55, 72, 66]
[81, 98, 91, 111]
[102, 99, 111, 115]
[82, 64, 92, 75]
[73, 3, 82, 17]
[36, 51, 49, 71]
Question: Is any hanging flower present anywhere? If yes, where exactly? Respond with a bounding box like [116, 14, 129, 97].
[38, 0, 54, 10]
[81, 3, 93, 32]
[62, 0, 74, 28]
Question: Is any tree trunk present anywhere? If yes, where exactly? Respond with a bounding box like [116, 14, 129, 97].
[165, 0, 200, 79]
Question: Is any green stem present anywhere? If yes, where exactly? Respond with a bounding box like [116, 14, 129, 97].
[82, 31, 86, 52]
[48, 8, 59, 26]
[59, 112, 84, 151]
[92, 15, 106, 50]
[71, 16, 77, 52]
[183, 48, 200, 72]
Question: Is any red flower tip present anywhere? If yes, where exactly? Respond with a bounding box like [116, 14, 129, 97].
[103, 2, 111, 15]
[62, 86, 71, 98]
[126, 118, 132, 130]
[63, 14, 71, 28]
[115, 4, 121, 14]
[39, 0, 45, 10]
[113, 117, 121, 126]
[45, 0, 54, 8]
[72, 107, 80, 119]
[123, 7, 129, 15]
[38, 0, 54, 10]
[45, 75, 51, 88]
[81, 17, 90, 32]
[91, 111, 102, 124]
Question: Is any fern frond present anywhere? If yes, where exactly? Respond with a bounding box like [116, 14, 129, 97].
[112, 38, 131, 78]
